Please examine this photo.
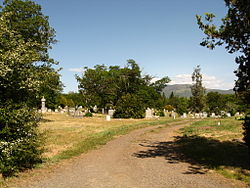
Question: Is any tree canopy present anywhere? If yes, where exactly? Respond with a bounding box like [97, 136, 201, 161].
[76, 60, 170, 118]
[0, 0, 61, 177]
[196, 0, 250, 149]
[190, 65, 206, 113]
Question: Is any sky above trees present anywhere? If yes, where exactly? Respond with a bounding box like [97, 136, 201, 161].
[37, 0, 237, 92]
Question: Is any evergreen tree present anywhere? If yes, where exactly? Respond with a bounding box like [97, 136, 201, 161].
[190, 65, 206, 113]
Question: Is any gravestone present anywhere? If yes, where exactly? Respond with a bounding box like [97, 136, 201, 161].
[235, 112, 240, 117]
[102, 108, 105, 114]
[226, 113, 231, 117]
[93, 105, 98, 113]
[41, 96, 47, 113]
[195, 113, 200, 118]
[108, 109, 115, 117]
[211, 113, 216, 118]
[202, 112, 208, 118]
[182, 113, 187, 118]
[106, 115, 111, 121]
[145, 108, 153, 118]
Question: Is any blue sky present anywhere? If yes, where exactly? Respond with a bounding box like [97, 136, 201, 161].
[38, 0, 237, 93]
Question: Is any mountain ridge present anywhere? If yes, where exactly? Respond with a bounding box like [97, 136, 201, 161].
[163, 84, 234, 98]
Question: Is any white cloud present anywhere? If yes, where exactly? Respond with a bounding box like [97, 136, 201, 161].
[68, 68, 84, 73]
[169, 74, 234, 90]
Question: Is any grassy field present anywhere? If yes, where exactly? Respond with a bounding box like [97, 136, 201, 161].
[39, 113, 179, 162]
[177, 118, 250, 184]
[0, 113, 180, 187]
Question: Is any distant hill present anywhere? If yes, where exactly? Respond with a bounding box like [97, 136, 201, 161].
[162, 84, 234, 98]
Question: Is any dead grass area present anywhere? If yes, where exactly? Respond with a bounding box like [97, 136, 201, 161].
[39, 113, 166, 159]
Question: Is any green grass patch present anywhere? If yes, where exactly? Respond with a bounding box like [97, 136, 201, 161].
[51, 118, 180, 162]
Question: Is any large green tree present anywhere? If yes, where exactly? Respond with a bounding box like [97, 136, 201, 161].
[196, 0, 250, 149]
[0, 0, 60, 176]
[76, 60, 169, 118]
[190, 65, 206, 113]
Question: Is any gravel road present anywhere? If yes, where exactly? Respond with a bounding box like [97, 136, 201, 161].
[20, 120, 246, 188]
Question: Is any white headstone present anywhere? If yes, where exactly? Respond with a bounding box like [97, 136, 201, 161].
[195, 113, 200, 118]
[108, 109, 115, 117]
[106, 115, 111, 121]
[41, 96, 47, 113]
[202, 112, 208, 118]
[235, 112, 240, 117]
[145, 108, 153, 118]
[211, 113, 216, 118]
[93, 105, 98, 113]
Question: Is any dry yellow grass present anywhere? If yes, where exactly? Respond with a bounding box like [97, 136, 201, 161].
[40, 113, 166, 159]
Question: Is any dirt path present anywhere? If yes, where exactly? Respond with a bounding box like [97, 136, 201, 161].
[20, 120, 246, 188]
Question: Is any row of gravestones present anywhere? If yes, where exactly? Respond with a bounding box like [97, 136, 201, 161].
[39, 97, 243, 119]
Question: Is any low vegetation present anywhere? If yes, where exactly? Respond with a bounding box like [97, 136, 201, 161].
[40, 114, 178, 161]
[177, 118, 250, 184]
[0, 113, 179, 186]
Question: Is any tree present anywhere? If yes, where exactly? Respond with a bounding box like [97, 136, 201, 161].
[196, 0, 250, 149]
[206, 92, 224, 114]
[0, 0, 59, 176]
[76, 60, 168, 118]
[190, 65, 206, 113]
[150, 76, 171, 93]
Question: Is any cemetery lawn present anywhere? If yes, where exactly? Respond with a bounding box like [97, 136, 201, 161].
[177, 118, 250, 184]
[40, 113, 179, 163]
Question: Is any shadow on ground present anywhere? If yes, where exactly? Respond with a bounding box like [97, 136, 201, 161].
[133, 135, 250, 175]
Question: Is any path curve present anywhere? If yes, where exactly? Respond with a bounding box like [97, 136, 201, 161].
[22, 120, 246, 188]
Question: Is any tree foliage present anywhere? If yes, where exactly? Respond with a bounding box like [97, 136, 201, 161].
[196, 0, 250, 149]
[0, 0, 60, 176]
[190, 65, 206, 113]
[76, 60, 169, 118]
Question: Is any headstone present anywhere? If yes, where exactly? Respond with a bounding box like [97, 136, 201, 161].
[55, 109, 59, 113]
[108, 109, 115, 117]
[195, 113, 200, 118]
[226, 113, 231, 117]
[202, 112, 208, 118]
[47, 109, 52, 113]
[182, 113, 187, 118]
[235, 112, 240, 117]
[41, 96, 47, 113]
[211, 113, 216, 118]
[93, 105, 98, 113]
[145, 108, 153, 118]
[102, 108, 105, 114]
[106, 115, 111, 121]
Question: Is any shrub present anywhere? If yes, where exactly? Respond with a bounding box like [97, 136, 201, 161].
[155, 110, 165, 117]
[114, 94, 145, 119]
[0, 104, 43, 177]
[84, 112, 93, 117]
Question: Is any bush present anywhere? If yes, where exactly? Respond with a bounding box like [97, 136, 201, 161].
[84, 112, 93, 117]
[114, 94, 145, 119]
[155, 110, 165, 117]
[0, 104, 43, 177]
